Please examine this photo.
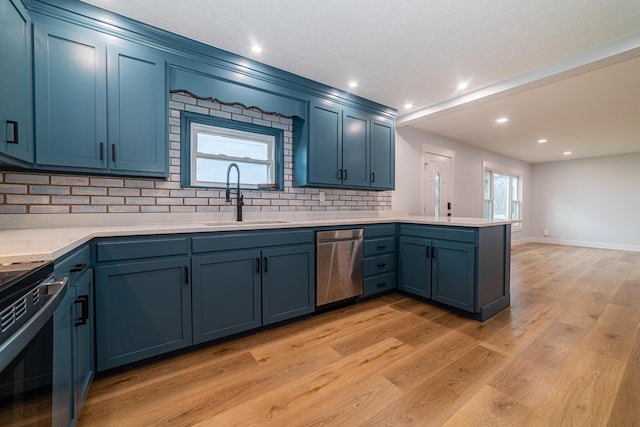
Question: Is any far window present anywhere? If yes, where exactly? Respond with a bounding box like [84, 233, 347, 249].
[181, 112, 283, 189]
[483, 161, 522, 230]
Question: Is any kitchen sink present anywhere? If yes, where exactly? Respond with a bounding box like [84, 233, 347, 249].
[203, 220, 291, 226]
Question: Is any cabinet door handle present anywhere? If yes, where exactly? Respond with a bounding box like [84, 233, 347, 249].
[99, 142, 104, 160]
[74, 295, 89, 326]
[111, 144, 116, 162]
[255, 258, 261, 273]
[6, 120, 19, 144]
[70, 263, 86, 273]
[338, 169, 343, 180]
[343, 169, 348, 180]
[432, 247, 436, 259]
[426, 246, 430, 258]
[184, 266, 189, 284]
[371, 172, 376, 183]
[263, 257, 268, 272]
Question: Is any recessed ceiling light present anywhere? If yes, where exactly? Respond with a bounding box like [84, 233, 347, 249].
[457, 82, 469, 90]
[251, 45, 262, 53]
[495, 117, 509, 124]
[537, 138, 548, 144]
[563, 151, 572, 156]
[404, 103, 413, 109]
[348, 81, 358, 88]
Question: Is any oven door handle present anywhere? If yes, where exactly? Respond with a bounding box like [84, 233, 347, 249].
[0, 277, 68, 373]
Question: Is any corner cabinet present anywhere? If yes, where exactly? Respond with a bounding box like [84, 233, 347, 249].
[296, 99, 395, 191]
[398, 224, 511, 321]
[0, 0, 34, 165]
[32, 14, 167, 177]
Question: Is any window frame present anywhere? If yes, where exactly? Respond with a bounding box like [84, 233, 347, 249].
[482, 161, 523, 231]
[180, 111, 284, 190]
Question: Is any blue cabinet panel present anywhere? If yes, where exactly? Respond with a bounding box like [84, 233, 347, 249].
[364, 272, 396, 297]
[0, 0, 33, 164]
[53, 284, 76, 427]
[95, 257, 191, 371]
[73, 269, 94, 415]
[34, 17, 107, 169]
[364, 237, 396, 257]
[262, 244, 314, 325]
[342, 108, 370, 188]
[371, 118, 395, 190]
[398, 236, 431, 298]
[309, 101, 342, 186]
[431, 240, 475, 311]
[191, 250, 262, 344]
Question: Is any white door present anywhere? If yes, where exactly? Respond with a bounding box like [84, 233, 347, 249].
[424, 153, 452, 217]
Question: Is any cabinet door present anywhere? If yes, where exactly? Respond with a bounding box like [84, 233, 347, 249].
[341, 108, 370, 188]
[398, 236, 431, 298]
[34, 17, 107, 169]
[262, 244, 314, 325]
[0, 0, 33, 163]
[431, 240, 475, 311]
[107, 41, 167, 176]
[95, 257, 191, 371]
[308, 101, 342, 186]
[191, 250, 262, 344]
[53, 284, 76, 427]
[73, 269, 94, 413]
[370, 118, 395, 190]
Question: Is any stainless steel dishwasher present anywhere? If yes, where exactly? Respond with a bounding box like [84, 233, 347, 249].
[316, 229, 364, 307]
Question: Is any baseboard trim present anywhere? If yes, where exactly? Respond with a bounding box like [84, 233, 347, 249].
[525, 237, 640, 253]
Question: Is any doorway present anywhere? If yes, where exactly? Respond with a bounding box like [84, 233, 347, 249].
[422, 145, 454, 217]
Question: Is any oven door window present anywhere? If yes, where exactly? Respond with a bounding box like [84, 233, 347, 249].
[0, 318, 53, 426]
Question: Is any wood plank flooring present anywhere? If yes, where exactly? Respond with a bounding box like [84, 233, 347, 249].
[79, 243, 640, 426]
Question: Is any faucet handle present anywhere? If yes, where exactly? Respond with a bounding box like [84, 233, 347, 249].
[238, 193, 244, 206]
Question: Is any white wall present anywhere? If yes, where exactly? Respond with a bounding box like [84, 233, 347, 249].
[530, 152, 640, 251]
[393, 127, 533, 241]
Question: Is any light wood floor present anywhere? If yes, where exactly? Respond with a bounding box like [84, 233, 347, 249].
[79, 243, 640, 426]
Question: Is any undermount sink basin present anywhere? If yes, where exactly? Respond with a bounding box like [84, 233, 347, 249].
[203, 220, 291, 226]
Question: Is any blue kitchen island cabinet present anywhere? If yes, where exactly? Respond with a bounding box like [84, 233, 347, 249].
[399, 224, 510, 321]
[0, 0, 34, 165]
[95, 257, 192, 371]
[33, 14, 167, 177]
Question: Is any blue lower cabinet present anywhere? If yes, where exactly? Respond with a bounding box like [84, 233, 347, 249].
[261, 244, 314, 325]
[191, 250, 262, 345]
[95, 257, 191, 371]
[74, 269, 95, 415]
[431, 240, 475, 311]
[53, 283, 76, 427]
[398, 236, 432, 298]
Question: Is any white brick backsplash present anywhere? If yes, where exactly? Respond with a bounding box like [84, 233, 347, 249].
[1, 92, 391, 215]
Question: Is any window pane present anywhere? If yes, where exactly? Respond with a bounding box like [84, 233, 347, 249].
[484, 200, 492, 219]
[197, 132, 270, 161]
[492, 173, 509, 220]
[484, 171, 491, 199]
[511, 201, 520, 220]
[511, 176, 519, 201]
[434, 172, 440, 216]
[196, 158, 271, 186]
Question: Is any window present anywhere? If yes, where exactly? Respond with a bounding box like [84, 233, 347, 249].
[483, 161, 522, 230]
[181, 112, 283, 189]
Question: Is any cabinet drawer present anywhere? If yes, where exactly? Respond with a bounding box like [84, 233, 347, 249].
[55, 245, 91, 283]
[364, 272, 396, 296]
[364, 254, 396, 276]
[399, 224, 475, 243]
[192, 229, 314, 253]
[364, 237, 396, 256]
[364, 223, 396, 238]
[96, 236, 188, 262]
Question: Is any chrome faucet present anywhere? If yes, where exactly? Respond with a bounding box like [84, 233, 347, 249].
[225, 163, 244, 221]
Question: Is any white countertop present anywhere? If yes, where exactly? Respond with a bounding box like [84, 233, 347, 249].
[0, 213, 515, 263]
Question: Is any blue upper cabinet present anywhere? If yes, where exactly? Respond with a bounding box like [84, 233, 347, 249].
[302, 100, 392, 191]
[33, 14, 167, 177]
[0, 0, 34, 165]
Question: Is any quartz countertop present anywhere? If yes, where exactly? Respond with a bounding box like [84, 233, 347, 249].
[0, 214, 515, 263]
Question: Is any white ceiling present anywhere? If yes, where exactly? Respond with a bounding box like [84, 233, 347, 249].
[82, 0, 640, 163]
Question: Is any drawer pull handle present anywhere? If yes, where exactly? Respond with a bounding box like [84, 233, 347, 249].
[377, 263, 387, 268]
[70, 263, 86, 273]
[376, 282, 387, 287]
[377, 245, 387, 250]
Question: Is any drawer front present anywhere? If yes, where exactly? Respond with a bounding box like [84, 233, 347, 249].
[364, 254, 396, 276]
[364, 272, 396, 296]
[192, 229, 314, 253]
[364, 237, 396, 256]
[364, 223, 396, 238]
[399, 224, 475, 243]
[96, 236, 189, 262]
[55, 244, 91, 282]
